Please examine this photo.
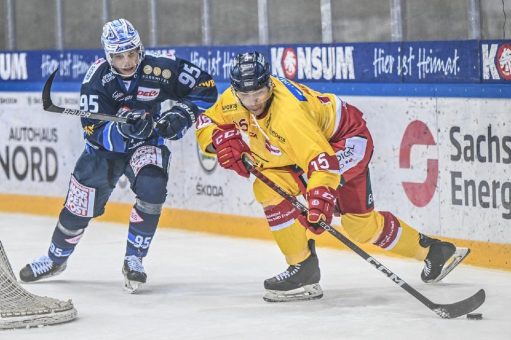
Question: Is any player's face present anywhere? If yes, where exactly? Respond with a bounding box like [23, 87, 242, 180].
[235, 86, 272, 117]
[110, 49, 140, 76]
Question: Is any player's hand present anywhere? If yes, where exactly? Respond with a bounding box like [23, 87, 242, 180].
[156, 100, 198, 140]
[212, 124, 251, 178]
[300, 186, 337, 234]
[116, 108, 154, 140]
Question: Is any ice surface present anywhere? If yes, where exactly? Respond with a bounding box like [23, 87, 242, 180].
[0, 213, 509, 340]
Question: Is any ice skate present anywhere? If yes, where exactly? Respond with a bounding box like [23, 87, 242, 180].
[263, 239, 323, 302]
[420, 235, 470, 283]
[122, 255, 147, 293]
[19, 255, 67, 283]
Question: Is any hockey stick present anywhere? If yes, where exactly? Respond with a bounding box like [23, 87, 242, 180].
[42, 68, 129, 123]
[241, 155, 485, 319]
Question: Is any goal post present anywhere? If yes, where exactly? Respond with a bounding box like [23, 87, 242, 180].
[0, 241, 77, 329]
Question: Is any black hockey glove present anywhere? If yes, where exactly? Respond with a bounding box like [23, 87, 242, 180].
[116, 108, 154, 140]
[156, 100, 199, 140]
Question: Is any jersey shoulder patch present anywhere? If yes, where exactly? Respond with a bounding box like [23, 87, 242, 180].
[82, 58, 107, 84]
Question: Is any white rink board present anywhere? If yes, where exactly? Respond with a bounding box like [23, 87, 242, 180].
[1, 92, 510, 243]
[347, 96, 511, 243]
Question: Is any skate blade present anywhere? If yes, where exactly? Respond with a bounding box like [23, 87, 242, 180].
[123, 278, 143, 294]
[430, 247, 471, 283]
[263, 283, 323, 303]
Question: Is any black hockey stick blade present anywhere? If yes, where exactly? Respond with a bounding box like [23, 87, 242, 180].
[241, 154, 486, 319]
[42, 68, 60, 111]
[430, 288, 485, 319]
[42, 67, 128, 123]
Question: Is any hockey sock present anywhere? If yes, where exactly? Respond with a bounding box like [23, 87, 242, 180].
[376, 212, 427, 260]
[48, 222, 84, 265]
[272, 219, 310, 265]
[125, 205, 160, 258]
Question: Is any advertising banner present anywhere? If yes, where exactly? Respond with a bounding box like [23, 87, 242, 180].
[345, 96, 511, 243]
[2, 40, 511, 87]
[1, 40, 510, 247]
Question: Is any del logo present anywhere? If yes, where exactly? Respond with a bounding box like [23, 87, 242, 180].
[136, 87, 160, 101]
[482, 43, 511, 81]
[399, 120, 438, 207]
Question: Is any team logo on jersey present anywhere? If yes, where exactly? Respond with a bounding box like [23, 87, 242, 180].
[281, 48, 298, 79]
[143, 65, 153, 74]
[496, 43, 511, 80]
[162, 69, 171, 79]
[153, 67, 162, 76]
[136, 87, 160, 101]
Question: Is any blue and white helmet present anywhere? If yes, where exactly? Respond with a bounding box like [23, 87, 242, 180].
[101, 18, 145, 76]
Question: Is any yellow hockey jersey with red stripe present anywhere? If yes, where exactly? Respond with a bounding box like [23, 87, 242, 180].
[195, 76, 342, 191]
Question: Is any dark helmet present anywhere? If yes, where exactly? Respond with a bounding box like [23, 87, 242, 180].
[230, 52, 271, 92]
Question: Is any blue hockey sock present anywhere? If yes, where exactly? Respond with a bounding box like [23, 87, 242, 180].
[48, 222, 84, 264]
[125, 206, 160, 258]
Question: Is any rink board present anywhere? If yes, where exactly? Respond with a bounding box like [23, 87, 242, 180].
[0, 90, 510, 271]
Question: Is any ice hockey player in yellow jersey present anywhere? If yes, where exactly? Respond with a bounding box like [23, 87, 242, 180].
[196, 51, 470, 302]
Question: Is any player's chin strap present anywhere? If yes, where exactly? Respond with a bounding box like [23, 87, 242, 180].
[240, 154, 485, 319]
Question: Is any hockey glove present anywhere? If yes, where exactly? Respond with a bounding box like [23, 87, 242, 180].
[299, 186, 337, 235]
[156, 100, 199, 140]
[212, 124, 251, 178]
[116, 108, 154, 140]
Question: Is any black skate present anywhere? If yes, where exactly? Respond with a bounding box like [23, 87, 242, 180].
[420, 235, 470, 283]
[263, 239, 323, 302]
[122, 255, 147, 293]
[19, 255, 67, 283]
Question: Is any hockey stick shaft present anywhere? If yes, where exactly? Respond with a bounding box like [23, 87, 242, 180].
[42, 68, 129, 123]
[241, 155, 485, 318]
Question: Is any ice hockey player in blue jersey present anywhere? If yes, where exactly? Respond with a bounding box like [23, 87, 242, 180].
[19, 18, 218, 293]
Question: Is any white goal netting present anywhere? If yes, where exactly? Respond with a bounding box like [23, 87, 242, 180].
[0, 241, 77, 329]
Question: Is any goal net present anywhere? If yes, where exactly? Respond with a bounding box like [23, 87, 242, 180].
[0, 241, 77, 329]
